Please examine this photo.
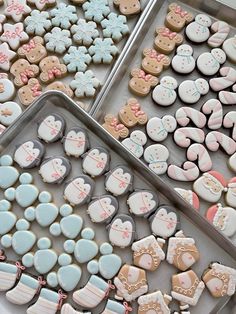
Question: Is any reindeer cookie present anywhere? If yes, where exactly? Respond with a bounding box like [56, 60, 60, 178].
[18, 37, 47, 64]
[154, 27, 183, 54]
[113, 0, 141, 16]
[118, 98, 148, 127]
[129, 69, 158, 97]
[165, 3, 193, 32]
[10, 59, 39, 87]
[18, 78, 42, 106]
[102, 114, 129, 140]
[39, 56, 67, 83]
[142, 48, 170, 76]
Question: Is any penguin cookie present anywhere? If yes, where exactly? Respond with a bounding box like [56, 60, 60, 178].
[37, 113, 65, 143]
[39, 156, 71, 184]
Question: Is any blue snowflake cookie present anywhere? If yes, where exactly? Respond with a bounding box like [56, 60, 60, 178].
[50, 3, 77, 29]
[44, 27, 72, 54]
[63, 46, 92, 72]
[89, 38, 118, 64]
[24, 10, 52, 36]
[70, 70, 100, 98]
[101, 12, 129, 42]
[71, 19, 99, 46]
[82, 0, 110, 23]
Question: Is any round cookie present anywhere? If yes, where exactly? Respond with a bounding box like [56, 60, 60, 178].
[87, 195, 118, 223]
[0, 74, 15, 102]
[171, 44, 195, 74]
[0, 102, 22, 126]
[127, 189, 159, 217]
[122, 130, 147, 158]
[38, 114, 65, 143]
[105, 166, 133, 196]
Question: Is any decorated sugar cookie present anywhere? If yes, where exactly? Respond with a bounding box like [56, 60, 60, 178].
[127, 190, 159, 218]
[122, 130, 147, 158]
[113, 0, 141, 16]
[186, 14, 211, 43]
[202, 262, 236, 297]
[146, 115, 177, 142]
[0, 102, 22, 127]
[61, 304, 90, 314]
[4, 0, 31, 22]
[144, 144, 169, 175]
[132, 235, 165, 271]
[118, 98, 148, 128]
[223, 36, 236, 63]
[129, 69, 158, 97]
[229, 152, 236, 173]
[152, 76, 177, 106]
[105, 166, 133, 196]
[39, 156, 71, 184]
[1, 23, 29, 50]
[208, 21, 230, 48]
[107, 214, 136, 248]
[102, 114, 129, 140]
[138, 290, 172, 314]
[178, 79, 209, 104]
[38, 114, 65, 143]
[10, 59, 39, 87]
[0, 155, 19, 189]
[0, 73, 15, 102]
[0, 200, 17, 236]
[174, 188, 200, 210]
[171, 44, 195, 74]
[154, 27, 183, 54]
[142, 48, 170, 76]
[149, 205, 180, 239]
[165, 3, 193, 32]
[82, 147, 110, 177]
[87, 195, 118, 223]
[14, 140, 45, 169]
[62, 127, 89, 158]
[187, 143, 212, 172]
[64, 175, 94, 206]
[102, 299, 131, 314]
[197, 48, 226, 76]
[226, 178, 236, 207]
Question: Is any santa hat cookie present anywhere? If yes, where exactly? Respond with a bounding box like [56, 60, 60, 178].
[137, 290, 172, 314]
[226, 177, 236, 207]
[193, 171, 227, 203]
[175, 188, 200, 210]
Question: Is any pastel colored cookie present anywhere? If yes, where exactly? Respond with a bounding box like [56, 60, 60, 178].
[0, 43, 16, 71]
[208, 21, 230, 48]
[146, 115, 177, 142]
[101, 12, 129, 42]
[178, 79, 209, 104]
[186, 14, 211, 43]
[154, 27, 183, 54]
[44, 27, 72, 54]
[27, 0, 56, 10]
[45, 81, 73, 98]
[219, 90, 236, 105]
[127, 190, 159, 217]
[50, 3, 77, 29]
[38, 113, 65, 143]
[187, 143, 212, 172]
[225, 177, 236, 208]
[197, 48, 226, 76]
[129, 69, 158, 97]
[4, 0, 31, 22]
[0, 155, 19, 189]
[18, 78, 42, 106]
[223, 36, 236, 63]
[168, 161, 200, 182]
[113, 0, 141, 16]
[118, 98, 148, 128]
[89, 38, 118, 64]
[144, 144, 169, 175]
[0, 102, 22, 126]
[39, 156, 71, 184]
[205, 131, 236, 155]
[82, 147, 110, 177]
[122, 130, 147, 158]
[171, 44, 195, 74]
[174, 127, 205, 148]
[17, 36, 47, 64]
[138, 291, 172, 314]
[63, 46, 91, 72]
[165, 3, 193, 32]
[0, 200, 17, 235]
[71, 19, 99, 46]
[175, 107, 206, 128]
[62, 127, 89, 157]
[142, 48, 170, 76]
[14, 139, 45, 168]
[174, 188, 200, 210]
[82, 0, 110, 23]
[39, 56, 67, 83]
[87, 195, 118, 223]
[24, 10, 52, 36]
[202, 99, 223, 130]
[1, 23, 29, 50]
[102, 114, 129, 140]
[0, 73, 15, 102]
[105, 165, 133, 196]
[228, 152, 236, 173]
[152, 76, 177, 106]
[210, 66, 236, 92]
[70, 70, 100, 98]
[10, 59, 39, 87]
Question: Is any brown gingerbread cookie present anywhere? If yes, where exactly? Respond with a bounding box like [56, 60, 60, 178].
[113, 0, 141, 16]
[102, 114, 129, 140]
[129, 69, 158, 97]
[165, 3, 193, 32]
[18, 78, 42, 106]
[10, 59, 39, 87]
[202, 263, 236, 298]
[154, 27, 183, 54]
[45, 81, 73, 98]
[70, 0, 86, 4]
[138, 290, 172, 314]
[118, 98, 148, 127]
[142, 48, 170, 76]
[39, 56, 67, 83]
[18, 37, 47, 64]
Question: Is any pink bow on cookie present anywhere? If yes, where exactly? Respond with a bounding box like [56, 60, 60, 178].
[57, 289, 67, 310]
[130, 103, 145, 117]
[110, 117, 125, 132]
[22, 39, 36, 52]
[160, 28, 177, 40]
[149, 50, 165, 62]
[20, 69, 35, 84]
[31, 83, 41, 97]
[138, 70, 152, 82]
[48, 67, 61, 80]
[175, 6, 188, 18]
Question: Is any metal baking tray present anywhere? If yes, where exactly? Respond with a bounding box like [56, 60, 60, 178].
[91, 0, 236, 247]
[0, 91, 235, 314]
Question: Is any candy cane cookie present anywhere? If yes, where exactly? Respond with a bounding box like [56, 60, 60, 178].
[219, 90, 236, 105]
[168, 161, 199, 182]
[174, 127, 205, 148]
[202, 99, 223, 130]
[208, 21, 230, 48]
[175, 107, 206, 128]
[205, 131, 236, 155]
[210, 67, 236, 92]
[223, 111, 236, 141]
[187, 143, 212, 172]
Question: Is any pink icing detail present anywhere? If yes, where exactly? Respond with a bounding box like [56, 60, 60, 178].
[22, 39, 36, 52]
[175, 6, 188, 18]
[57, 289, 67, 310]
[20, 69, 35, 84]
[205, 131, 236, 155]
[137, 70, 153, 82]
[3, 26, 22, 39]
[0, 53, 8, 64]
[202, 99, 223, 130]
[168, 161, 199, 182]
[105, 280, 115, 297]
[223, 111, 236, 140]
[148, 49, 165, 62]
[219, 91, 236, 105]
[31, 83, 41, 97]
[124, 302, 132, 314]
[0, 250, 6, 261]
[15, 261, 25, 279]
[6, 1, 25, 14]
[160, 28, 177, 40]
[187, 143, 212, 172]
[130, 103, 145, 117]
[174, 127, 205, 148]
[36, 276, 46, 294]
[208, 21, 230, 48]
[110, 117, 125, 132]
[48, 67, 62, 80]
[176, 107, 206, 128]
[210, 67, 236, 92]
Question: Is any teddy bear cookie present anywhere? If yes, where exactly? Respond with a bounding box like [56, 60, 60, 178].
[152, 76, 178, 106]
[39, 56, 67, 83]
[102, 114, 129, 140]
[113, 0, 141, 16]
[129, 69, 158, 97]
[154, 27, 183, 54]
[10, 59, 39, 87]
[17, 37, 47, 64]
[138, 291, 172, 314]
[45, 81, 73, 98]
[202, 262, 236, 297]
[172, 44, 195, 74]
[165, 3, 193, 32]
[18, 78, 42, 106]
[142, 48, 170, 76]
[197, 48, 226, 76]
[118, 98, 148, 128]
[186, 14, 212, 43]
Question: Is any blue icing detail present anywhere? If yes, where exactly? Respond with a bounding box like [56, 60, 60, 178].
[34, 249, 58, 274]
[100, 242, 113, 255]
[82, 0, 110, 23]
[16, 219, 29, 230]
[4, 188, 15, 201]
[87, 260, 99, 274]
[50, 223, 61, 237]
[12, 230, 36, 255]
[60, 214, 83, 239]
[64, 240, 75, 254]
[38, 191, 52, 203]
[0, 211, 16, 235]
[35, 203, 59, 227]
[47, 272, 58, 287]
[57, 264, 81, 292]
[106, 299, 125, 313]
[0, 200, 11, 211]
[0, 263, 17, 274]
[58, 253, 71, 266]
[19, 173, 33, 184]
[0, 155, 13, 166]
[101, 13, 129, 43]
[0, 161, 19, 189]
[20, 274, 39, 289]
[15, 184, 39, 207]
[60, 204, 73, 217]
[24, 207, 36, 221]
[90, 275, 108, 291]
[74, 238, 98, 263]
[99, 254, 122, 279]
[40, 288, 59, 303]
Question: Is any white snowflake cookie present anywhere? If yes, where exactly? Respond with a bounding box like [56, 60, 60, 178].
[63, 46, 91, 73]
[24, 10, 52, 36]
[82, 0, 110, 23]
[70, 70, 100, 98]
[50, 3, 77, 29]
[101, 12, 129, 42]
[89, 38, 118, 64]
[44, 27, 72, 54]
[71, 19, 99, 46]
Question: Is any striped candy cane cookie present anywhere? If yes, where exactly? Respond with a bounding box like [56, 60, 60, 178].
[187, 143, 212, 172]
[202, 99, 223, 130]
[205, 131, 236, 155]
[168, 161, 199, 181]
[175, 107, 206, 128]
[174, 127, 205, 148]
[208, 21, 230, 48]
[209, 67, 236, 92]
[223, 111, 236, 140]
[219, 90, 236, 105]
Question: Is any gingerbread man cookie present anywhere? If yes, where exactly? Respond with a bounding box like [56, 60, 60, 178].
[39, 56, 67, 83]
[18, 78, 42, 106]
[10, 59, 39, 87]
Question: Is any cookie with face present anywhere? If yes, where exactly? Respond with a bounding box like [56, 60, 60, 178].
[82, 147, 110, 177]
[149, 205, 180, 239]
[64, 175, 95, 206]
[87, 195, 118, 223]
[105, 166, 133, 196]
[39, 156, 71, 184]
[127, 190, 159, 218]
[62, 127, 89, 158]
[37, 113, 65, 143]
[107, 214, 136, 248]
[14, 140, 45, 169]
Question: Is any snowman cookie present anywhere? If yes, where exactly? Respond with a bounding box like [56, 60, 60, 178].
[14, 140, 45, 169]
[64, 175, 95, 206]
[38, 114, 65, 143]
[186, 14, 212, 43]
[39, 156, 71, 184]
[146, 115, 177, 142]
[197, 48, 226, 76]
[127, 189, 159, 218]
[152, 76, 177, 106]
[149, 205, 180, 239]
[62, 127, 89, 158]
[171, 44, 195, 74]
[178, 78, 209, 104]
[87, 195, 118, 223]
[107, 214, 136, 248]
[105, 166, 133, 196]
[82, 147, 110, 177]
[144, 144, 169, 175]
[122, 130, 147, 158]
[0, 73, 15, 102]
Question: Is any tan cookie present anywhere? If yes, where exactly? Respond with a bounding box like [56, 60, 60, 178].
[155, 27, 183, 54]
[10, 59, 39, 87]
[45, 81, 73, 98]
[18, 37, 47, 64]
[202, 263, 236, 298]
[138, 291, 172, 314]
[18, 78, 42, 106]
[166, 230, 200, 271]
[142, 48, 170, 76]
[70, 0, 86, 4]
[119, 98, 148, 127]
[129, 69, 158, 97]
[102, 114, 129, 140]
[113, 0, 141, 16]
[165, 3, 193, 32]
[39, 56, 67, 83]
